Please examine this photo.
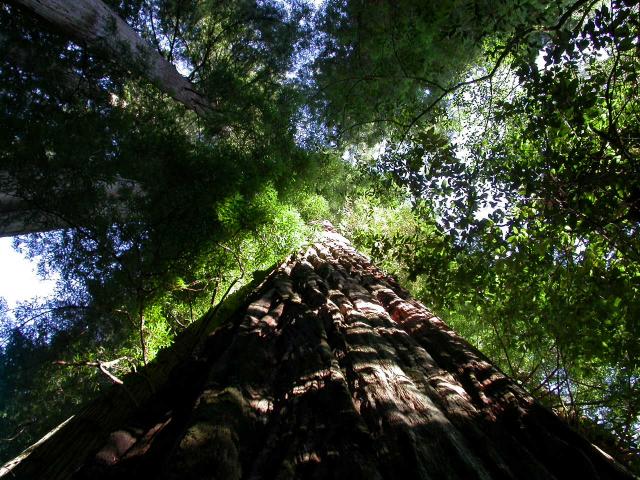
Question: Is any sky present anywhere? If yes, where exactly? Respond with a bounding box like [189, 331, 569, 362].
[0, 238, 56, 312]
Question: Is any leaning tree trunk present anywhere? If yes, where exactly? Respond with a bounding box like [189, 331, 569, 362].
[0, 226, 632, 479]
[12, 0, 214, 116]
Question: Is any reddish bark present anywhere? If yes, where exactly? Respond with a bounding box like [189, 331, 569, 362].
[1, 226, 632, 479]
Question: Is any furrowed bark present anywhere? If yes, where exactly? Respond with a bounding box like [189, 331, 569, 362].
[11, 0, 214, 116]
[1, 225, 632, 479]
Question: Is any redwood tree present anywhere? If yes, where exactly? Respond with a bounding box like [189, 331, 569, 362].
[1, 225, 632, 479]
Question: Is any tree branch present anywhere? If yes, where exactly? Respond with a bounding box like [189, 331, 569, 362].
[53, 357, 132, 385]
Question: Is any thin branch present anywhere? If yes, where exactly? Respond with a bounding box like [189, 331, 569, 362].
[138, 306, 148, 365]
[167, 4, 182, 63]
[397, 0, 595, 143]
[0, 421, 35, 443]
[53, 357, 132, 385]
[145, 0, 165, 56]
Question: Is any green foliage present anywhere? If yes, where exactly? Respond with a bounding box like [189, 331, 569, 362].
[309, 0, 571, 141]
[297, 194, 331, 222]
[143, 304, 174, 359]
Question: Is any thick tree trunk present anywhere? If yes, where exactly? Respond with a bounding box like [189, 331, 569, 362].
[0, 225, 632, 479]
[12, 0, 214, 116]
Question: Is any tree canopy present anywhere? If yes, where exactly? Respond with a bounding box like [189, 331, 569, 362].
[0, 0, 638, 472]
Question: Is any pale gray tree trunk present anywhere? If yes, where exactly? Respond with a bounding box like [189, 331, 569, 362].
[0, 172, 142, 237]
[12, 0, 214, 116]
[0, 172, 64, 236]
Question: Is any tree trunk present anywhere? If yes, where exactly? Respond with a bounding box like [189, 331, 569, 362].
[0, 225, 632, 479]
[0, 172, 143, 237]
[1, 40, 108, 101]
[0, 171, 66, 236]
[12, 0, 214, 116]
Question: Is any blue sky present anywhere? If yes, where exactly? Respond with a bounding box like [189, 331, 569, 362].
[0, 238, 56, 312]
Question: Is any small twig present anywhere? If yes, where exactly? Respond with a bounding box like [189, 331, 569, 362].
[167, 5, 182, 63]
[168, 311, 187, 329]
[139, 308, 148, 366]
[145, 0, 164, 56]
[209, 275, 242, 319]
[97, 362, 124, 385]
[0, 421, 35, 442]
[210, 277, 220, 306]
[53, 357, 131, 385]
